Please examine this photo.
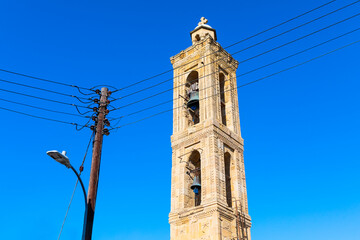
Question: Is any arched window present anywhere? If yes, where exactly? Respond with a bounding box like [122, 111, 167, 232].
[185, 150, 201, 207]
[186, 71, 200, 125]
[219, 73, 226, 125]
[224, 152, 232, 207]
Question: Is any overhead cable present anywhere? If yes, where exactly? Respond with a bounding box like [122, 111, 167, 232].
[109, 39, 360, 130]
[110, 11, 360, 110]
[0, 88, 92, 109]
[57, 132, 94, 240]
[0, 78, 93, 102]
[0, 106, 88, 128]
[0, 68, 93, 92]
[113, 0, 338, 92]
[109, 26, 360, 121]
[0, 97, 90, 118]
[111, 0, 360, 102]
[223, 0, 339, 49]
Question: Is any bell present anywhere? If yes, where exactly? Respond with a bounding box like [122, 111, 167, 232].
[187, 90, 199, 110]
[191, 176, 201, 195]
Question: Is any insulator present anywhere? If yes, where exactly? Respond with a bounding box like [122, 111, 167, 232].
[79, 166, 84, 172]
[93, 107, 98, 112]
[92, 116, 97, 121]
[106, 100, 110, 104]
[95, 89, 100, 94]
[103, 128, 110, 136]
[108, 91, 112, 96]
[104, 119, 110, 126]
[90, 125, 95, 131]
[105, 109, 110, 115]
[93, 99, 99, 103]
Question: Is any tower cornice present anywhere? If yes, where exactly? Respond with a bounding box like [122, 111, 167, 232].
[170, 35, 238, 72]
[171, 122, 244, 151]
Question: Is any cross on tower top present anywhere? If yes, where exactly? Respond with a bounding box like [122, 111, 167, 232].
[191, 16, 217, 43]
[198, 17, 208, 26]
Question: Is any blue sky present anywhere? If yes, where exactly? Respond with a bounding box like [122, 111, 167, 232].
[0, 0, 359, 239]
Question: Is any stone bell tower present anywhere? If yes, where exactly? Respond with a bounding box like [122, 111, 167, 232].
[169, 17, 252, 240]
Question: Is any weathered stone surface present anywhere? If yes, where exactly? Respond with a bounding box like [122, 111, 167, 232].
[169, 18, 251, 240]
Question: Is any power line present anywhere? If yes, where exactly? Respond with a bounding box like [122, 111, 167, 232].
[57, 132, 94, 240]
[223, 0, 339, 49]
[57, 180, 79, 240]
[109, 39, 360, 130]
[0, 68, 94, 92]
[111, 10, 360, 110]
[111, 0, 360, 103]
[0, 88, 92, 109]
[109, 26, 360, 121]
[0, 78, 94, 102]
[0, 105, 88, 128]
[234, 11, 360, 64]
[0, 97, 90, 118]
[113, 0, 338, 92]
[109, 98, 173, 120]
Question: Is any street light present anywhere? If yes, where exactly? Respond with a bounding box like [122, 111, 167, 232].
[47, 150, 71, 168]
[47, 150, 87, 240]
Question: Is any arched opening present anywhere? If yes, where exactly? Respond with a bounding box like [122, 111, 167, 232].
[219, 73, 227, 125]
[224, 152, 232, 207]
[186, 71, 200, 125]
[195, 34, 200, 41]
[185, 150, 201, 207]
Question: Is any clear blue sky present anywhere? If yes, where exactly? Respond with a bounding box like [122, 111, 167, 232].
[0, 0, 359, 239]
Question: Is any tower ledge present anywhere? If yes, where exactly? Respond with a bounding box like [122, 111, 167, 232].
[170, 34, 238, 71]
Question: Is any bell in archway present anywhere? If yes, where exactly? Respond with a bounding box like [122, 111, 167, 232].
[187, 90, 199, 111]
[190, 176, 201, 195]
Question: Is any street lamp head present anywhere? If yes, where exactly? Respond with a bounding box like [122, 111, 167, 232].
[47, 150, 71, 168]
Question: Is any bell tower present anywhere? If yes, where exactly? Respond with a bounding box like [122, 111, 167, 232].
[169, 18, 252, 240]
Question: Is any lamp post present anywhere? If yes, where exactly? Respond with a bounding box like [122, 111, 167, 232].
[47, 150, 87, 240]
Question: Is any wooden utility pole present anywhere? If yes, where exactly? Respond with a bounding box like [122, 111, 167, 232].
[84, 87, 109, 240]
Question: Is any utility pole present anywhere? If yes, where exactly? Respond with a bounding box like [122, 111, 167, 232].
[83, 87, 109, 240]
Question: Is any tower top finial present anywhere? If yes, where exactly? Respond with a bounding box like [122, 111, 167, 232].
[198, 17, 208, 26]
[190, 16, 217, 43]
